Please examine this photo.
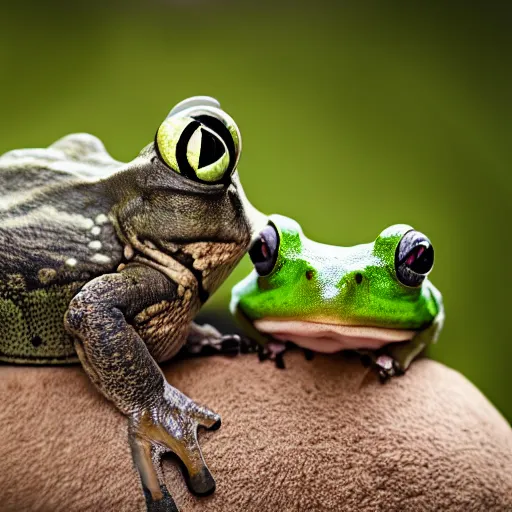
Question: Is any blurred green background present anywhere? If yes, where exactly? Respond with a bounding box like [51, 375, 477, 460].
[1, 1, 510, 421]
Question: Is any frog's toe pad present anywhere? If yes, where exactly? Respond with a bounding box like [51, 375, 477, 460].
[375, 355, 396, 382]
[374, 354, 408, 382]
[208, 417, 222, 431]
[186, 466, 216, 496]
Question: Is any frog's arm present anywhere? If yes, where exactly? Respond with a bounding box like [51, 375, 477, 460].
[65, 264, 219, 503]
[381, 284, 445, 376]
[182, 322, 244, 357]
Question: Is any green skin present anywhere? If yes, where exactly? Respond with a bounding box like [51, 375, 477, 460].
[0, 96, 266, 511]
[231, 215, 444, 377]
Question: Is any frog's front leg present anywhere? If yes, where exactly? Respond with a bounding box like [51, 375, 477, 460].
[182, 322, 251, 358]
[64, 264, 220, 508]
[372, 305, 445, 381]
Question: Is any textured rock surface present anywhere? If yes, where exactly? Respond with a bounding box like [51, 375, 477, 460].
[1, 352, 511, 511]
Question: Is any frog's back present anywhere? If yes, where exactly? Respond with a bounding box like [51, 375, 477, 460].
[0, 134, 124, 364]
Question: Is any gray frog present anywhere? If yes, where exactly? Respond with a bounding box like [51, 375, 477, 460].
[0, 96, 266, 511]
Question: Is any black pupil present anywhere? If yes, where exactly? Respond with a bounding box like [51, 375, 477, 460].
[194, 114, 236, 177]
[198, 129, 226, 169]
[406, 244, 433, 274]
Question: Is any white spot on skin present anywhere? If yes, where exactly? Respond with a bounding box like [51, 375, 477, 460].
[83, 218, 94, 229]
[88, 240, 102, 250]
[91, 253, 111, 264]
[65, 258, 78, 267]
[90, 226, 101, 236]
[95, 214, 109, 225]
[124, 245, 134, 260]
[1, 206, 96, 231]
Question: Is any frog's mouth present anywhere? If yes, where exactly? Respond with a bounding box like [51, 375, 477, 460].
[253, 318, 416, 353]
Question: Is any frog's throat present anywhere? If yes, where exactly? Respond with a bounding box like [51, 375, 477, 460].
[253, 318, 416, 353]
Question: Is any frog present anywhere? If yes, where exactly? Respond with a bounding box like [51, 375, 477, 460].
[230, 215, 444, 378]
[0, 96, 266, 512]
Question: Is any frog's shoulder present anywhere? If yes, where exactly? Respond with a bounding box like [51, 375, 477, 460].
[0, 133, 124, 192]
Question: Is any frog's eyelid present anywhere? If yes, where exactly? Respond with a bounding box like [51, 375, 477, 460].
[168, 96, 221, 117]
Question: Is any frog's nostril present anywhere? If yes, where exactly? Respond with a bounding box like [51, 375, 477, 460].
[355, 273, 363, 284]
[305, 270, 315, 281]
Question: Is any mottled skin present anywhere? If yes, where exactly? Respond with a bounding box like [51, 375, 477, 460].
[0, 97, 265, 511]
[231, 215, 444, 378]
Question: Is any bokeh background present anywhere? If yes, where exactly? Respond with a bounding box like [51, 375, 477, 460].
[1, 1, 510, 421]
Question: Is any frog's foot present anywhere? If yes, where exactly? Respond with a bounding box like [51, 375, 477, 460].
[358, 350, 399, 382]
[359, 337, 427, 382]
[374, 354, 403, 382]
[184, 322, 247, 357]
[129, 386, 221, 510]
[257, 341, 288, 369]
[378, 337, 428, 381]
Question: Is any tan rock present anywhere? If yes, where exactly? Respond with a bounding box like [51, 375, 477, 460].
[1, 352, 511, 511]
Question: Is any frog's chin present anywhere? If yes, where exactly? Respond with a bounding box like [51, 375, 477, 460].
[253, 318, 416, 353]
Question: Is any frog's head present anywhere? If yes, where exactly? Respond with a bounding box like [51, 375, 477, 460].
[111, 96, 265, 252]
[231, 215, 442, 353]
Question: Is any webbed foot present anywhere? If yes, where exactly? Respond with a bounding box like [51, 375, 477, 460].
[359, 351, 404, 381]
[374, 354, 403, 382]
[359, 338, 426, 382]
[257, 341, 288, 369]
[183, 322, 257, 358]
[130, 385, 221, 511]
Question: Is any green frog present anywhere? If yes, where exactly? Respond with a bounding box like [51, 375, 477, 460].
[0, 96, 266, 511]
[230, 215, 444, 378]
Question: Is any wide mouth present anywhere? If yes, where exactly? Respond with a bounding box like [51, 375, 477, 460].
[254, 318, 416, 353]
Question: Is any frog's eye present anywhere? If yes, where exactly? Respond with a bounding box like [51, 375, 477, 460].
[156, 106, 241, 184]
[249, 224, 280, 276]
[395, 230, 434, 287]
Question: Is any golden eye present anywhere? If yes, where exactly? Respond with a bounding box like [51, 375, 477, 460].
[156, 99, 241, 184]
